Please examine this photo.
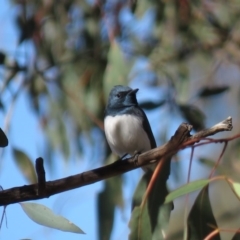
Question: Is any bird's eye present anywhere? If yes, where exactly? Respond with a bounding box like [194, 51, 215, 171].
[116, 93, 121, 98]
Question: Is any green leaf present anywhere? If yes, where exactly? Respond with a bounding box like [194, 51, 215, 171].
[199, 158, 227, 175]
[129, 206, 152, 240]
[139, 100, 166, 110]
[0, 51, 6, 65]
[97, 176, 123, 240]
[152, 202, 172, 240]
[103, 42, 131, 99]
[20, 202, 84, 234]
[0, 99, 4, 111]
[187, 185, 220, 240]
[179, 104, 205, 131]
[198, 85, 230, 98]
[148, 166, 172, 239]
[0, 128, 8, 147]
[44, 104, 70, 162]
[0, 61, 21, 95]
[232, 229, 240, 240]
[132, 173, 149, 209]
[165, 179, 210, 204]
[58, 118, 70, 161]
[199, 158, 216, 167]
[228, 181, 240, 201]
[132, 161, 172, 239]
[135, 0, 152, 18]
[13, 148, 37, 184]
[97, 185, 114, 240]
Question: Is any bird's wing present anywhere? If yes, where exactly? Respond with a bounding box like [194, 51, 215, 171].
[136, 107, 157, 149]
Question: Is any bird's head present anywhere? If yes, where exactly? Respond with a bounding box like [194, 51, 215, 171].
[107, 85, 139, 109]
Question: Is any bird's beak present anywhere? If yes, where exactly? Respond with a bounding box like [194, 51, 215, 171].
[128, 88, 139, 95]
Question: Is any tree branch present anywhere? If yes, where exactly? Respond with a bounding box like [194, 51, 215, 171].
[0, 117, 233, 206]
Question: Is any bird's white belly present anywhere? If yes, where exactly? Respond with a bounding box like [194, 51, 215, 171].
[104, 115, 151, 157]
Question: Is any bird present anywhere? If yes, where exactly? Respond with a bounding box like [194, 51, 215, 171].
[104, 85, 156, 170]
[104, 85, 173, 230]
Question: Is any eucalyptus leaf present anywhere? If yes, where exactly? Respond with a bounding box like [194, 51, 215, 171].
[132, 160, 172, 239]
[148, 161, 172, 237]
[103, 42, 131, 99]
[179, 104, 205, 131]
[232, 228, 240, 240]
[199, 158, 227, 175]
[139, 100, 166, 110]
[129, 206, 152, 240]
[97, 176, 123, 240]
[20, 202, 84, 234]
[198, 85, 230, 98]
[13, 148, 37, 184]
[165, 179, 210, 204]
[228, 181, 240, 201]
[187, 185, 220, 240]
[0, 51, 6, 65]
[0, 128, 8, 147]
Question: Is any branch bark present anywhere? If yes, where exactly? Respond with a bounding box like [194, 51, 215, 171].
[0, 117, 233, 206]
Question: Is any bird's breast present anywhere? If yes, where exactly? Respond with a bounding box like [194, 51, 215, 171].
[104, 114, 151, 157]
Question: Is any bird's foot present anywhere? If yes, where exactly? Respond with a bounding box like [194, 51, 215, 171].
[133, 151, 140, 167]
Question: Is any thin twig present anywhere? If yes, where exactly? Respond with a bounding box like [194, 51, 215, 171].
[204, 229, 220, 240]
[35, 157, 46, 195]
[183, 147, 195, 240]
[140, 157, 165, 208]
[209, 142, 228, 178]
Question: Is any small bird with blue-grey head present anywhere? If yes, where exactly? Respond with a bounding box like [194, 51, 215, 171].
[104, 85, 157, 170]
[104, 85, 173, 232]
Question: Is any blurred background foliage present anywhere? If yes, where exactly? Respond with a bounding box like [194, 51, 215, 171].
[1, 0, 240, 239]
